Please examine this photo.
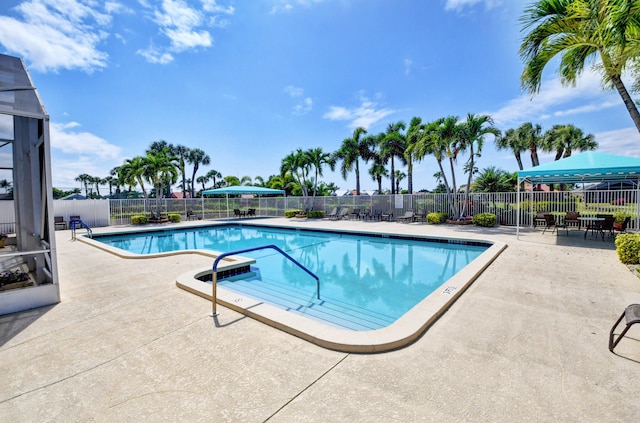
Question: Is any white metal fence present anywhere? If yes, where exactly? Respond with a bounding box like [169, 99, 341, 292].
[0, 190, 635, 233]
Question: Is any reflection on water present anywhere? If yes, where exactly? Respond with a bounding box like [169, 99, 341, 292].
[96, 225, 486, 318]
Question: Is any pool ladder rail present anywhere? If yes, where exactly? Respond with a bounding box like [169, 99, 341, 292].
[210, 244, 320, 317]
[70, 218, 93, 240]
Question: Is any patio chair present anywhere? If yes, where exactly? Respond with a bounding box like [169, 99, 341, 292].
[247, 208, 256, 217]
[54, 216, 67, 230]
[599, 215, 615, 240]
[413, 210, 427, 223]
[609, 304, 640, 352]
[371, 209, 383, 221]
[396, 210, 414, 223]
[564, 211, 580, 229]
[359, 209, 371, 221]
[349, 208, 361, 220]
[542, 213, 567, 235]
[534, 211, 547, 227]
[186, 210, 197, 220]
[380, 210, 394, 222]
[613, 216, 631, 237]
[233, 209, 245, 218]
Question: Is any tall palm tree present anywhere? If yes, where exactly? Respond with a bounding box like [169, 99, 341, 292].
[457, 113, 500, 216]
[280, 149, 311, 202]
[495, 127, 527, 170]
[172, 144, 190, 197]
[404, 116, 423, 193]
[368, 151, 388, 194]
[380, 121, 407, 194]
[186, 148, 211, 197]
[205, 169, 222, 188]
[120, 156, 149, 199]
[75, 173, 93, 197]
[518, 122, 543, 167]
[305, 147, 335, 207]
[520, 0, 640, 133]
[394, 170, 406, 193]
[109, 166, 123, 195]
[143, 148, 178, 211]
[334, 127, 372, 195]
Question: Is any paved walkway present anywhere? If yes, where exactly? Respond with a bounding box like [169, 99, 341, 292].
[1, 218, 639, 422]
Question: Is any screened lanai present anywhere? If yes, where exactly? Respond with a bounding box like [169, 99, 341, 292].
[0, 54, 59, 314]
[516, 152, 640, 238]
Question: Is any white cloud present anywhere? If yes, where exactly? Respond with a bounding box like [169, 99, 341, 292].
[489, 71, 615, 127]
[284, 86, 312, 115]
[404, 58, 412, 76]
[138, 0, 234, 64]
[593, 127, 640, 157]
[270, 0, 324, 14]
[0, 0, 114, 73]
[444, 0, 502, 12]
[50, 122, 121, 159]
[324, 92, 396, 129]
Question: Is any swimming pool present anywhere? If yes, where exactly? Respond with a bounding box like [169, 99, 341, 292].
[82, 222, 506, 352]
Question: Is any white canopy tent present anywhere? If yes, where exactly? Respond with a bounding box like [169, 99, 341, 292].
[516, 152, 640, 238]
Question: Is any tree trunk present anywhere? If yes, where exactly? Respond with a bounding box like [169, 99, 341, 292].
[355, 160, 360, 195]
[611, 74, 640, 134]
[515, 153, 523, 171]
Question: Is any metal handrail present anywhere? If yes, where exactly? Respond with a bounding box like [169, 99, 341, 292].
[210, 244, 320, 316]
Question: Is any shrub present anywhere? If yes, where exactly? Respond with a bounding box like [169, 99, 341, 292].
[168, 213, 181, 223]
[472, 213, 497, 227]
[427, 212, 448, 224]
[613, 211, 632, 223]
[615, 233, 640, 264]
[284, 209, 303, 218]
[131, 215, 148, 225]
[307, 210, 324, 219]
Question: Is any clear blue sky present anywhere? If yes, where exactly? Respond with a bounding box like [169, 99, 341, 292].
[1, 0, 639, 192]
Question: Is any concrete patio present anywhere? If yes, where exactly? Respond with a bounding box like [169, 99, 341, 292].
[1, 218, 639, 422]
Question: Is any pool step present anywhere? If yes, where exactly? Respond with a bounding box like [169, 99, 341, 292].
[219, 273, 396, 331]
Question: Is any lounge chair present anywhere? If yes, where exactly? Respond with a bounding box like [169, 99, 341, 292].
[609, 303, 640, 352]
[396, 210, 414, 223]
[54, 216, 67, 230]
[335, 207, 350, 220]
[325, 207, 338, 220]
[542, 213, 567, 235]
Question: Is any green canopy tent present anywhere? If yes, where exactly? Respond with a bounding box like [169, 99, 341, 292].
[201, 186, 286, 218]
[516, 152, 640, 238]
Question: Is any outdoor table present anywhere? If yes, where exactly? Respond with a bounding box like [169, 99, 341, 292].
[578, 217, 604, 239]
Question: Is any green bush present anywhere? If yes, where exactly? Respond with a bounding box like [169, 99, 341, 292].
[284, 209, 304, 218]
[472, 213, 497, 227]
[613, 211, 632, 223]
[615, 233, 640, 264]
[168, 213, 181, 223]
[307, 210, 324, 218]
[427, 212, 448, 224]
[131, 215, 148, 225]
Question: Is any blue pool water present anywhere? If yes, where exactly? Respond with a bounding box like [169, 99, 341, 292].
[93, 225, 488, 330]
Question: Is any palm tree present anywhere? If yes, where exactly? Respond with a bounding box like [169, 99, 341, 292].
[518, 122, 543, 167]
[281, 149, 310, 203]
[109, 166, 123, 195]
[196, 175, 208, 191]
[457, 113, 501, 217]
[205, 169, 222, 188]
[543, 124, 598, 160]
[305, 147, 335, 207]
[240, 175, 253, 185]
[120, 156, 149, 199]
[253, 176, 265, 187]
[334, 127, 372, 195]
[143, 148, 179, 212]
[404, 117, 423, 193]
[368, 152, 388, 194]
[172, 144, 190, 197]
[380, 121, 407, 194]
[495, 128, 527, 170]
[520, 0, 640, 133]
[75, 173, 93, 197]
[394, 170, 406, 193]
[186, 148, 211, 197]
[472, 166, 517, 193]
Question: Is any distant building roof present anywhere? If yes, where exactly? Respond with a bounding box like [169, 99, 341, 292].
[61, 193, 86, 200]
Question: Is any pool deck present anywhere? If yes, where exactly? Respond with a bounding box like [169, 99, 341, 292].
[1, 217, 639, 421]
